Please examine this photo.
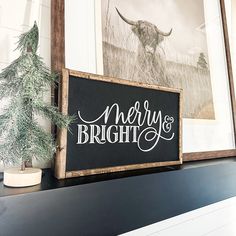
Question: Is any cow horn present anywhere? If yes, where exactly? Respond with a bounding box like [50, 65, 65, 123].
[156, 28, 172, 37]
[116, 8, 137, 26]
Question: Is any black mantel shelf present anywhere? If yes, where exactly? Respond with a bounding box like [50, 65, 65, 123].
[1, 158, 236, 236]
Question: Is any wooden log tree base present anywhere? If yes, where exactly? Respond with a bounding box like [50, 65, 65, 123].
[3, 168, 42, 187]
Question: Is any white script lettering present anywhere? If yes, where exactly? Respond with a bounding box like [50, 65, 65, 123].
[76, 100, 175, 152]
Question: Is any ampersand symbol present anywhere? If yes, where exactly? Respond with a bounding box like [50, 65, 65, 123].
[162, 115, 174, 133]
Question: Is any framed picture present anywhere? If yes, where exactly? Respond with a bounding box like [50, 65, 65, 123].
[55, 69, 182, 179]
[51, 0, 236, 162]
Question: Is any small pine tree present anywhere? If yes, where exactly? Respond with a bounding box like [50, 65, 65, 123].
[0, 22, 73, 170]
[197, 52, 208, 69]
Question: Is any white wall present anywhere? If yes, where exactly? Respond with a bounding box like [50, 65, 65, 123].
[0, 0, 51, 171]
[0, 0, 51, 70]
[65, 0, 98, 73]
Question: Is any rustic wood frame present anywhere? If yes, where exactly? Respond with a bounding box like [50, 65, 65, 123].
[54, 69, 183, 179]
[51, 0, 236, 163]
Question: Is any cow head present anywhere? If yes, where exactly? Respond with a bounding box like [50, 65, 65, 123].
[116, 8, 172, 55]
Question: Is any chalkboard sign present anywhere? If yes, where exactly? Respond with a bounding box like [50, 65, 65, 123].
[55, 69, 182, 179]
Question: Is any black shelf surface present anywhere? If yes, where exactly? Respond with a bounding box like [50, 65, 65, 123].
[1, 158, 236, 236]
[1, 158, 235, 198]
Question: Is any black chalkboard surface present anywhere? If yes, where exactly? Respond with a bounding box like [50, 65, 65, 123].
[55, 69, 182, 179]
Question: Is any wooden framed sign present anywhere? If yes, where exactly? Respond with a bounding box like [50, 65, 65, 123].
[55, 69, 182, 179]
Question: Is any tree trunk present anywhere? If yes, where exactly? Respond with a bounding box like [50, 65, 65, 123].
[21, 160, 25, 171]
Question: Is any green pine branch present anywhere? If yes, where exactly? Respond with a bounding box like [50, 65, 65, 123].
[33, 101, 75, 129]
[0, 22, 73, 168]
[16, 21, 39, 54]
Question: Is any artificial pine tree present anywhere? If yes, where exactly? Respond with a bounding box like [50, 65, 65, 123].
[0, 22, 72, 172]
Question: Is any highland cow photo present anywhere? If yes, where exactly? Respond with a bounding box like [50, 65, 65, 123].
[100, 0, 215, 120]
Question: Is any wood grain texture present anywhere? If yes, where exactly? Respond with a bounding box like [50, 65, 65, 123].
[51, 0, 65, 72]
[183, 149, 236, 162]
[179, 90, 183, 164]
[50, 0, 65, 141]
[66, 161, 182, 178]
[55, 69, 182, 179]
[51, 0, 65, 170]
[54, 69, 69, 179]
[220, 0, 236, 137]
